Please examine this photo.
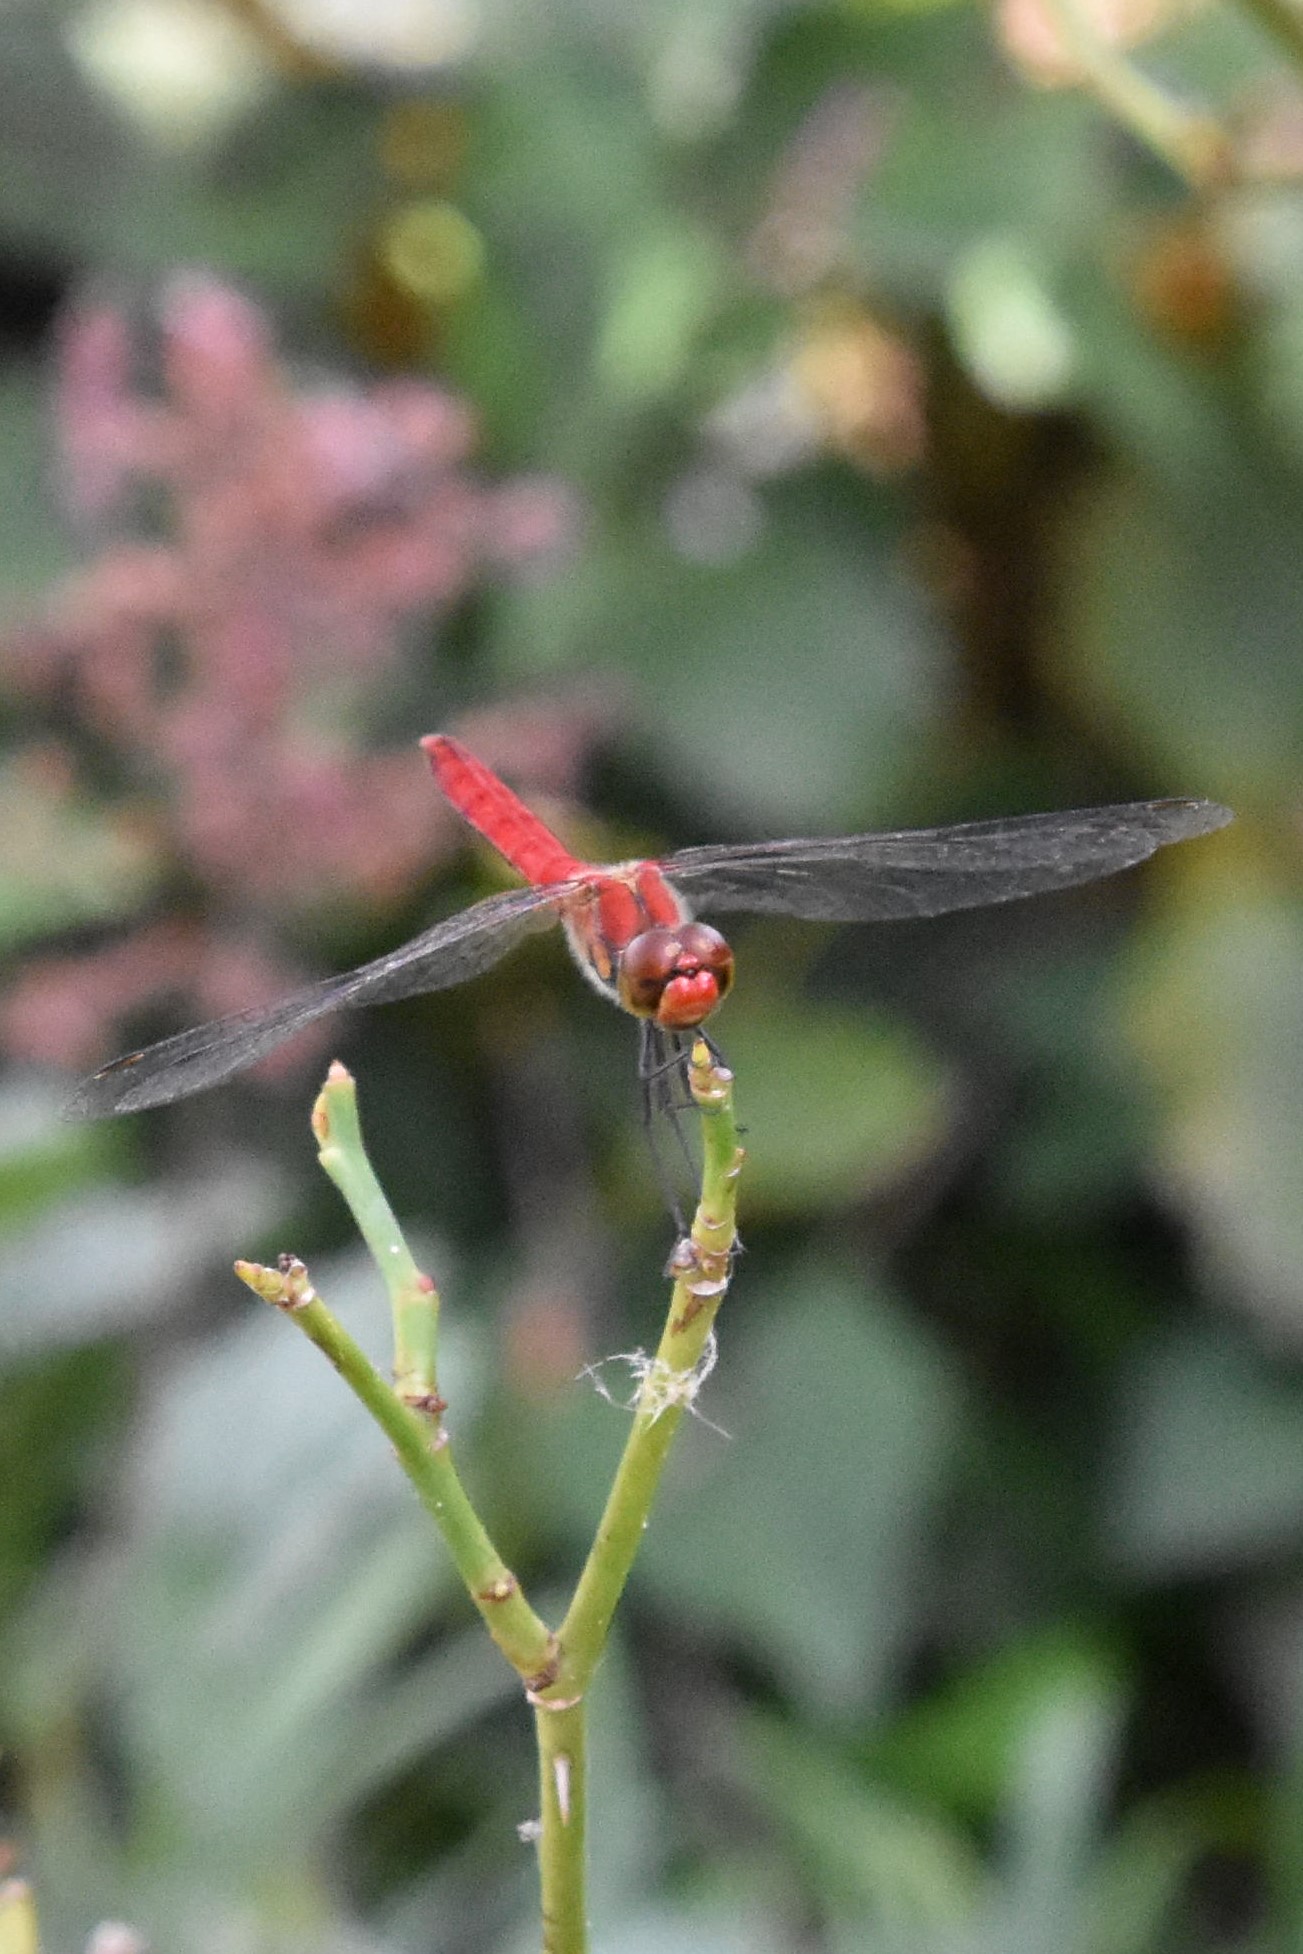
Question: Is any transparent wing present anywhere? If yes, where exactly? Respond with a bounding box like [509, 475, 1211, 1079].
[663, 799, 1232, 922]
[68, 882, 568, 1118]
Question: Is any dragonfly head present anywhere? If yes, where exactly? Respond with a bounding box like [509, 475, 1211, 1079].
[617, 923, 734, 1029]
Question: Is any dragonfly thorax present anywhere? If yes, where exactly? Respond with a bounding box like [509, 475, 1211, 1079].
[559, 862, 734, 1029]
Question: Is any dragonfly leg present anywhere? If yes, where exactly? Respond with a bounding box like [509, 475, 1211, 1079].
[693, 1027, 728, 1071]
[638, 1026, 697, 1103]
[636, 1022, 699, 1235]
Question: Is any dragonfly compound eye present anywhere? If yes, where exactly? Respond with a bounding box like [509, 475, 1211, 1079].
[618, 923, 734, 1028]
[617, 929, 682, 1017]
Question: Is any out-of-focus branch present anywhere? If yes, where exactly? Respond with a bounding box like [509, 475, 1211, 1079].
[1034, 0, 1233, 186]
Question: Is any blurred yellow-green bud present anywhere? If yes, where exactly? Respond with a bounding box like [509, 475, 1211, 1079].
[382, 200, 485, 305]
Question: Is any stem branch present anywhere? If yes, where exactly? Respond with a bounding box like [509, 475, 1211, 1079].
[557, 1042, 743, 1694]
[239, 1043, 745, 1954]
[233, 1253, 556, 1684]
[1036, 0, 1232, 186]
[312, 1063, 441, 1410]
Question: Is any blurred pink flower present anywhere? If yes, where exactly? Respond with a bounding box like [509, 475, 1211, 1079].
[3, 274, 595, 1080]
[748, 85, 891, 296]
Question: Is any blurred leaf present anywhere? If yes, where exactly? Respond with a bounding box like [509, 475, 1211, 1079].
[0, 363, 72, 608]
[742, 1710, 985, 1931]
[976, 944, 1166, 1218]
[0, 770, 160, 951]
[0, 0, 135, 260]
[494, 488, 946, 832]
[477, 51, 660, 266]
[638, 496, 944, 830]
[0, 1077, 113, 1227]
[707, 984, 950, 1215]
[312, 1621, 515, 1825]
[0, 1159, 287, 1357]
[946, 235, 1077, 412]
[984, 1662, 1125, 1954]
[1080, 1791, 1227, 1954]
[869, 1624, 1127, 1821]
[856, 84, 1109, 303]
[1255, 294, 1303, 472]
[1106, 1324, 1303, 1576]
[1125, 892, 1303, 1338]
[635, 1261, 964, 1713]
[596, 222, 726, 403]
[0, 3, 377, 295]
[1056, 465, 1303, 804]
[580, 1630, 671, 1917]
[991, 1068, 1149, 1222]
[1062, 273, 1261, 499]
[458, 52, 666, 435]
[11, 1248, 501, 1888]
[0, 1341, 126, 1618]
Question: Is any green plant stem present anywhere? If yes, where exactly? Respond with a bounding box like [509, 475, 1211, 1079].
[557, 1041, 743, 1693]
[520, 1044, 740, 1954]
[241, 1044, 743, 1954]
[534, 1701, 588, 1954]
[233, 1255, 557, 1686]
[312, 1063, 441, 1410]
[1035, 0, 1232, 186]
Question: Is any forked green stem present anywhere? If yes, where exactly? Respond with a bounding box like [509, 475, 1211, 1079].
[237, 1041, 744, 1954]
[232, 1253, 556, 1683]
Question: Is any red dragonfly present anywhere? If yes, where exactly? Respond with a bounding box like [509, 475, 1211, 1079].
[70, 733, 1231, 1119]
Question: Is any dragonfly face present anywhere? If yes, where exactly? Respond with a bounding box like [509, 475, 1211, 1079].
[616, 923, 735, 1028]
[557, 864, 735, 1029]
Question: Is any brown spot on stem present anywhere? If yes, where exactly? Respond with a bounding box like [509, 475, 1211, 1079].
[524, 1641, 562, 1695]
[401, 1388, 447, 1415]
[275, 1253, 316, 1309]
[478, 1573, 518, 1604]
[527, 1688, 583, 1710]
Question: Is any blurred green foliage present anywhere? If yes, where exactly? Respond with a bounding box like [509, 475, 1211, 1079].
[0, 0, 1300, 1947]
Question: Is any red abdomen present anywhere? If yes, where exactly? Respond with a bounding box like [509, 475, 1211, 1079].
[422, 734, 586, 887]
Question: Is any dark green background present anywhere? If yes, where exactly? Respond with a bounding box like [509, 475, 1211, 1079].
[0, 1, 1298, 1948]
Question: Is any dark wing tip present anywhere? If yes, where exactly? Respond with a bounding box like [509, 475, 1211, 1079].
[62, 1051, 151, 1121]
[1152, 798, 1235, 840]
